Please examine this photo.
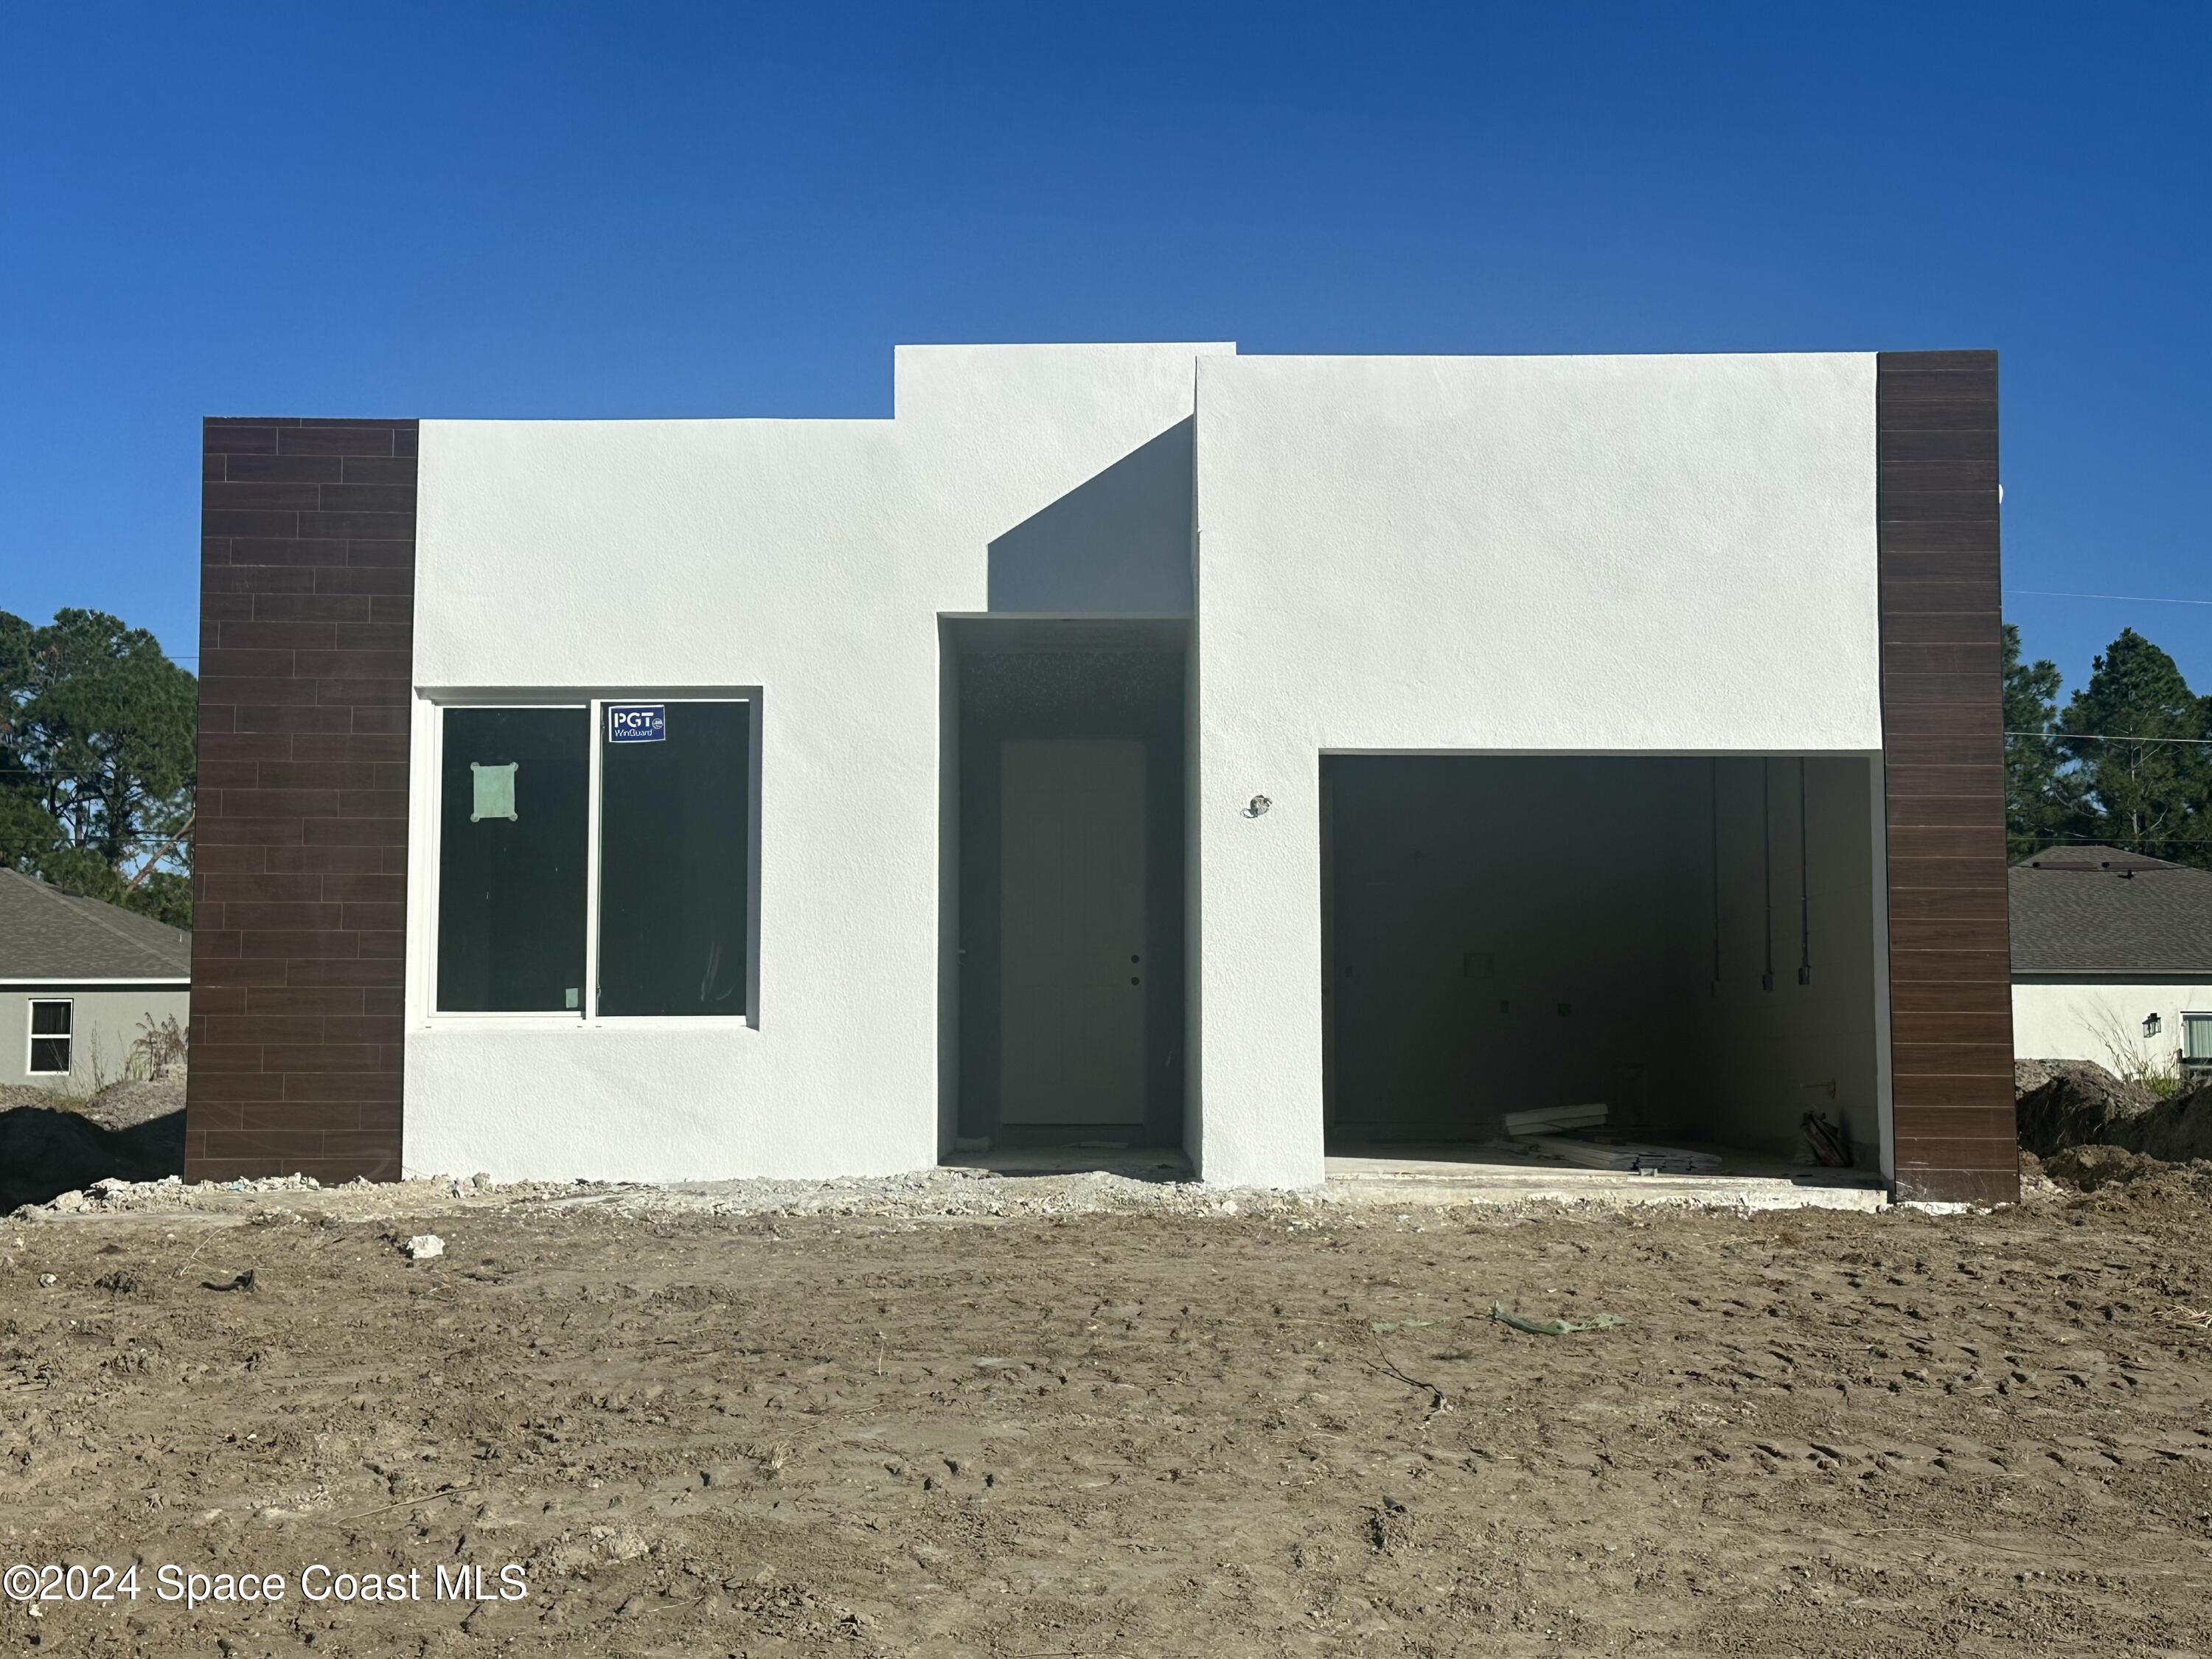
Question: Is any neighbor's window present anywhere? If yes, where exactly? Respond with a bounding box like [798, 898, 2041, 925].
[28, 999, 72, 1075]
[435, 699, 751, 1018]
[2184, 1012, 2212, 1068]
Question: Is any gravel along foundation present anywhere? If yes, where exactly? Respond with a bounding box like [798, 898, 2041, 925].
[6, 1169, 2212, 1655]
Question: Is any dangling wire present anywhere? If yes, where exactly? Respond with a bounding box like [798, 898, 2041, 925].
[1708, 758, 1721, 996]
[1761, 759, 1775, 992]
[1798, 758, 1812, 986]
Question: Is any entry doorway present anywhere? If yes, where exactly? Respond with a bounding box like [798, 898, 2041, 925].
[998, 737, 1147, 1127]
[944, 616, 1187, 1151]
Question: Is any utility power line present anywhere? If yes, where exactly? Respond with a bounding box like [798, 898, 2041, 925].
[2018, 834, 2212, 846]
[2006, 730, 2212, 747]
[2006, 589, 2212, 607]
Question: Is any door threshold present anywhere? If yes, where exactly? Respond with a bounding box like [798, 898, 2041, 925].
[941, 1146, 1190, 1183]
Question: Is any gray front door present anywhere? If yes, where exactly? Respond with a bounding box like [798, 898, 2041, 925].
[998, 737, 1147, 1127]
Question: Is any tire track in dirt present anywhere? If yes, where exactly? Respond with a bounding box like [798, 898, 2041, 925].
[4, 1183, 2212, 1655]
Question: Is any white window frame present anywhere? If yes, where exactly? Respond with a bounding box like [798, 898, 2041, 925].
[27, 997, 74, 1077]
[422, 692, 757, 1028]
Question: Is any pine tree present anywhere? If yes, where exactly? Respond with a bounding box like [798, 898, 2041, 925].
[2001, 623, 2073, 860]
[0, 608, 196, 925]
[2057, 627, 2212, 869]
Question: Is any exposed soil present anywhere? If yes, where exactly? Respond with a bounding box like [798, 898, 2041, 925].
[2016, 1058, 2212, 1165]
[0, 1079, 185, 1213]
[7, 1171, 2212, 1657]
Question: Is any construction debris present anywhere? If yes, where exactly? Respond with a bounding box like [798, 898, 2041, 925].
[1509, 1135, 1722, 1175]
[1497, 1102, 1722, 1174]
[1503, 1103, 1610, 1135]
[1798, 1112, 1854, 1168]
[1489, 1303, 1628, 1335]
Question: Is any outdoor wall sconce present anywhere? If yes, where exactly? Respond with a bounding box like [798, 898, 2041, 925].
[2144, 1012, 2163, 1038]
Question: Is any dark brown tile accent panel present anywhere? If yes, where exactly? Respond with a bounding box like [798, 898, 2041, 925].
[186, 417, 417, 1184]
[1877, 352, 2018, 1204]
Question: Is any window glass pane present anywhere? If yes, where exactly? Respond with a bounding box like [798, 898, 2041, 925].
[597, 700, 750, 1017]
[438, 706, 589, 1012]
[2184, 1014, 2212, 1061]
[30, 1001, 72, 1036]
[30, 1037, 70, 1074]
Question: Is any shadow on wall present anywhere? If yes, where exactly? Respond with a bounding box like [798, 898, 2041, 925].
[987, 419, 1194, 614]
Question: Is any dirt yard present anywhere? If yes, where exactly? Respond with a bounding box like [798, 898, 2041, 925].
[6, 1169, 2212, 1658]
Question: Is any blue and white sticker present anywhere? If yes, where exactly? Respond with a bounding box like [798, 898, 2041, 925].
[607, 703, 666, 743]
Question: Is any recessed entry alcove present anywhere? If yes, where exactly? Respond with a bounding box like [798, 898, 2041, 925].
[941, 617, 1189, 1161]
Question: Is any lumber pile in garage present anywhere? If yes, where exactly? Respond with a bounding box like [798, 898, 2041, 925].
[1500, 1103, 1722, 1173]
[1509, 1134, 1722, 1174]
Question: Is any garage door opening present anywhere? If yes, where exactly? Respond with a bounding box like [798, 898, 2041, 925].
[1321, 754, 1887, 1182]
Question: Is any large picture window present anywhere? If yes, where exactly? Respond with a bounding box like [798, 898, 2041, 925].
[437, 706, 590, 1012]
[434, 699, 751, 1019]
[598, 700, 751, 1016]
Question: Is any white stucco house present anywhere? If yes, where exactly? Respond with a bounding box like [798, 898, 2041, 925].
[188, 342, 2017, 1202]
[0, 868, 190, 1091]
[2008, 846, 2212, 1080]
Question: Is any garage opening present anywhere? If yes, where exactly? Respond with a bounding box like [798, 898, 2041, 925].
[944, 617, 1189, 1165]
[1321, 754, 1885, 1180]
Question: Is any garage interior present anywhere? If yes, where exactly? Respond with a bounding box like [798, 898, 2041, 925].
[944, 617, 1188, 1157]
[1321, 754, 1886, 1179]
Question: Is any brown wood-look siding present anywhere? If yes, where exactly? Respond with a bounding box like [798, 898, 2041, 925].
[1877, 352, 2018, 1204]
[184, 418, 418, 1184]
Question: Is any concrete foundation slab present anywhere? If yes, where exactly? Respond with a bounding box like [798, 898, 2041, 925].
[1324, 1143, 1888, 1211]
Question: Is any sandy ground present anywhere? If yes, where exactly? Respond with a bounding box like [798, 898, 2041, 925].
[6, 1168, 2212, 1658]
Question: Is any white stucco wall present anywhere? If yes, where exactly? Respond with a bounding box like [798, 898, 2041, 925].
[403, 344, 1892, 1188]
[2013, 979, 2212, 1073]
[405, 344, 1230, 1181]
[1, 984, 190, 1091]
[1190, 352, 1882, 1186]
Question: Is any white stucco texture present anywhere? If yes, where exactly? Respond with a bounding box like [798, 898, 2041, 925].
[406, 344, 1230, 1182]
[403, 344, 1892, 1191]
[1189, 352, 1881, 1186]
[2013, 981, 2212, 1072]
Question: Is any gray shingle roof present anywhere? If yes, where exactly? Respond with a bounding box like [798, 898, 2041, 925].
[2008, 845, 2212, 975]
[0, 868, 191, 980]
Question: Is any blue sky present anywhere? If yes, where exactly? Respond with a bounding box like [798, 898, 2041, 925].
[4, 2, 2207, 700]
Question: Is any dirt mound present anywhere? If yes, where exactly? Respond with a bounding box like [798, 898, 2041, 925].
[77, 1076, 187, 1131]
[2038, 1146, 2212, 1218]
[2014, 1058, 2160, 1156]
[2045, 1144, 2174, 1191]
[2012, 1057, 2212, 1158]
[0, 1082, 70, 1110]
[0, 1102, 184, 1213]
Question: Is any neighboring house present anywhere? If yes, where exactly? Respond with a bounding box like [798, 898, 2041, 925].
[2009, 846, 2212, 1079]
[187, 345, 2011, 1201]
[0, 867, 190, 1091]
